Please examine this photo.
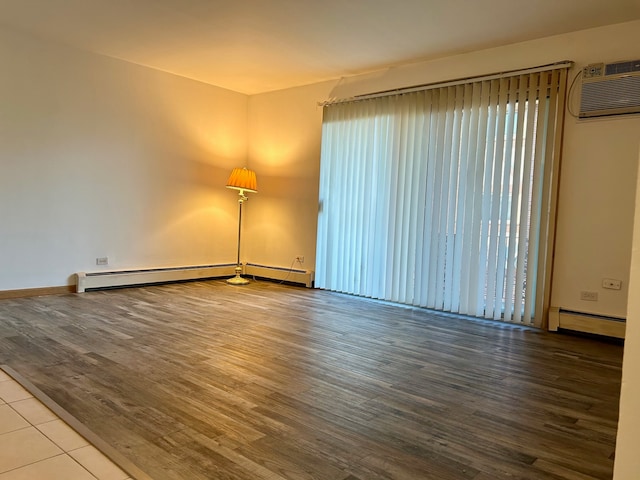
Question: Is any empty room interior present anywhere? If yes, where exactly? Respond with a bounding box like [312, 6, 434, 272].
[1, 1, 640, 479]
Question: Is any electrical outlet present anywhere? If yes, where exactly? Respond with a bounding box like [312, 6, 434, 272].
[96, 257, 109, 266]
[580, 291, 598, 301]
[296, 255, 305, 264]
[602, 278, 622, 290]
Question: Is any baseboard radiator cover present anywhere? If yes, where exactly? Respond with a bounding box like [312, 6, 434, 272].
[245, 263, 314, 288]
[548, 306, 626, 339]
[76, 264, 237, 293]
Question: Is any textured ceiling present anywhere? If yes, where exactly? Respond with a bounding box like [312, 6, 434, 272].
[1, 0, 640, 94]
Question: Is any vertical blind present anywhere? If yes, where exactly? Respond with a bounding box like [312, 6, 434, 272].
[316, 67, 568, 326]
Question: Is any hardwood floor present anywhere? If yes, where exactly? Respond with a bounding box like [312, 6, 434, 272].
[0, 280, 623, 480]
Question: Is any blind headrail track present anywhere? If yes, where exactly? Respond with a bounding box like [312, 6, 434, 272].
[319, 60, 574, 107]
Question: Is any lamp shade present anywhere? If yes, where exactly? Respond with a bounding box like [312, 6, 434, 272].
[226, 167, 258, 193]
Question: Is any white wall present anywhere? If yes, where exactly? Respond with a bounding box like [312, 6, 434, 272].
[0, 26, 248, 290]
[555, 117, 639, 318]
[613, 144, 640, 479]
[246, 81, 335, 268]
[248, 20, 640, 320]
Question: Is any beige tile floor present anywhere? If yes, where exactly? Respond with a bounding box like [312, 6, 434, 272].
[0, 370, 133, 480]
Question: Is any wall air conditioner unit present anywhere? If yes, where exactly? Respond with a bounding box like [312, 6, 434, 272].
[579, 59, 640, 118]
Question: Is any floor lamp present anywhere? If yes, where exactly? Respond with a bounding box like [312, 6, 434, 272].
[226, 167, 258, 285]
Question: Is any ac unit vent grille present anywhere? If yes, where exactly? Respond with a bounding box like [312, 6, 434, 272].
[605, 60, 640, 76]
[581, 76, 640, 116]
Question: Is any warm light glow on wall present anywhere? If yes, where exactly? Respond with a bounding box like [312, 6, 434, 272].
[196, 125, 247, 164]
[249, 130, 322, 181]
[148, 189, 237, 264]
[154, 83, 248, 164]
[254, 141, 303, 169]
[248, 90, 324, 171]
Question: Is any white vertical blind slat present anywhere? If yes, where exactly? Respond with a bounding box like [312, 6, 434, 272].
[422, 90, 440, 307]
[484, 77, 509, 319]
[435, 87, 456, 310]
[385, 98, 401, 301]
[426, 89, 447, 308]
[459, 82, 481, 314]
[443, 86, 464, 312]
[514, 74, 539, 322]
[493, 78, 518, 320]
[410, 92, 428, 306]
[467, 80, 491, 316]
[524, 78, 552, 322]
[403, 95, 421, 304]
[349, 107, 363, 294]
[451, 83, 474, 313]
[373, 101, 391, 298]
[394, 96, 410, 302]
[476, 79, 500, 317]
[503, 75, 528, 321]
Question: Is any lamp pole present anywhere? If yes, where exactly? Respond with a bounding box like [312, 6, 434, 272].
[227, 190, 250, 285]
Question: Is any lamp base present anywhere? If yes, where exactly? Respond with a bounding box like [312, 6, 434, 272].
[227, 266, 249, 286]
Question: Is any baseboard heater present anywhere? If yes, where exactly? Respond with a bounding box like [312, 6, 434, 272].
[76, 264, 237, 292]
[244, 263, 314, 288]
[548, 307, 626, 339]
[76, 263, 315, 292]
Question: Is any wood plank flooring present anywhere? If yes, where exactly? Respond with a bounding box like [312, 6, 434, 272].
[0, 280, 623, 479]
